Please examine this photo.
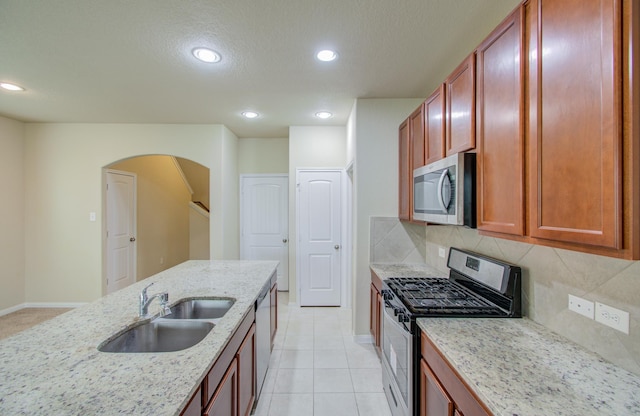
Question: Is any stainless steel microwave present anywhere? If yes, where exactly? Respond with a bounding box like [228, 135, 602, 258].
[412, 152, 476, 227]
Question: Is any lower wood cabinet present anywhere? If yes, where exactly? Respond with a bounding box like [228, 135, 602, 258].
[420, 331, 491, 416]
[270, 280, 277, 350]
[204, 357, 238, 416]
[180, 387, 202, 416]
[370, 270, 383, 355]
[237, 324, 256, 416]
[420, 359, 454, 416]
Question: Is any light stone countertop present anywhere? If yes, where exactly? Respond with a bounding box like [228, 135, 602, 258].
[0, 260, 278, 416]
[417, 318, 640, 416]
[370, 262, 448, 280]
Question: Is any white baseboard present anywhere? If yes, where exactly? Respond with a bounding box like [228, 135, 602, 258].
[353, 334, 375, 344]
[0, 302, 85, 317]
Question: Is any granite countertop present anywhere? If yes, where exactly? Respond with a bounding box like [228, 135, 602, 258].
[0, 260, 278, 416]
[370, 262, 448, 280]
[417, 318, 640, 416]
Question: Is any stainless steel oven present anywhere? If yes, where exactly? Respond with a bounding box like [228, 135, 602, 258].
[381, 300, 412, 416]
[380, 248, 522, 416]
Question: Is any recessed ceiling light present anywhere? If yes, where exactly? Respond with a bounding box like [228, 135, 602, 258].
[192, 47, 221, 63]
[0, 82, 25, 91]
[315, 111, 333, 119]
[242, 111, 259, 119]
[316, 50, 338, 62]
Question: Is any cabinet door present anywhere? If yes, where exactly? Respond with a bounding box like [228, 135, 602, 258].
[420, 359, 454, 416]
[238, 324, 256, 416]
[270, 283, 277, 349]
[204, 358, 238, 416]
[425, 84, 446, 164]
[446, 54, 476, 155]
[399, 119, 411, 221]
[527, 0, 622, 248]
[410, 104, 426, 170]
[369, 283, 380, 350]
[180, 387, 201, 416]
[476, 5, 525, 235]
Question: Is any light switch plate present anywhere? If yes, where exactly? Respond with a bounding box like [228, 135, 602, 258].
[438, 247, 446, 258]
[595, 302, 629, 334]
[568, 294, 594, 319]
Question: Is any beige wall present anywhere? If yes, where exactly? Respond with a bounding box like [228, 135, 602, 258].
[109, 156, 192, 280]
[23, 123, 238, 305]
[352, 98, 424, 335]
[288, 126, 347, 302]
[189, 204, 210, 260]
[238, 138, 288, 174]
[0, 116, 25, 312]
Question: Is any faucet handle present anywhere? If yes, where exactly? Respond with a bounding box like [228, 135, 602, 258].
[141, 282, 154, 295]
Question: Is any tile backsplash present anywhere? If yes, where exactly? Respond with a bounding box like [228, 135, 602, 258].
[370, 217, 640, 376]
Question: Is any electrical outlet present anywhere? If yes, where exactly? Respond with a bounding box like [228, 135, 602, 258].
[595, 302, 629, 334]
[160, 257, 164, 265]
[89, 212, 96, 222]
[568, 294, 594, 319]
[438, 247, 446, 258]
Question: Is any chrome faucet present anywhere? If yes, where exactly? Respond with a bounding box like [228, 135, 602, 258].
[139, 282, 171, 318]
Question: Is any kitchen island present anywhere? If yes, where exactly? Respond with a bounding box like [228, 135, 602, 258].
[0, 260, 278, 416]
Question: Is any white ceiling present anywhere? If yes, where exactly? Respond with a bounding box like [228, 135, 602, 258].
[0, 0, 520, 138]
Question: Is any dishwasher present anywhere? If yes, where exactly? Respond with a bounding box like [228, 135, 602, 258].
[255, 280, 271, 400]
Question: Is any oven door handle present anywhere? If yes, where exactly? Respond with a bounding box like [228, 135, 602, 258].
[382, 303, 409, 333]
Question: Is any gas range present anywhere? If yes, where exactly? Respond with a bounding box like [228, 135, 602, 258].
[380, 248, 521, 416]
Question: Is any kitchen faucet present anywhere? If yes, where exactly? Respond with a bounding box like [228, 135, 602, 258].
[139, 282, 171, 317]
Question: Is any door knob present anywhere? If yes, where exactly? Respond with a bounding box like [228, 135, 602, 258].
[283, 239, 288, 243]
[130, 237, 136, 242]
[334, 245, 340, 249]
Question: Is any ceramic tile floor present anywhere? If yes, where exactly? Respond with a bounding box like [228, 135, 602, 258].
[253, 292, 391, 416]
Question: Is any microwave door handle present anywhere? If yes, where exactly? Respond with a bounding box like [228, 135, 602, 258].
[437, 168, 449, 213]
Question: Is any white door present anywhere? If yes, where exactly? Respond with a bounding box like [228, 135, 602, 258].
[106, 170, 137, 294]
[240, 175, 289, 290]
[297, 170, 342, 306]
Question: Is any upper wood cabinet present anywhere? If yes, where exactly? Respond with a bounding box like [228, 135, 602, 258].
[410, 105, 426, 170]
[425, 84, 447, 165]
[398, 119, 411, 221]
[445, 54, 476, 156]
[476, 5, 525, 236]
[526, 0, 622, 248]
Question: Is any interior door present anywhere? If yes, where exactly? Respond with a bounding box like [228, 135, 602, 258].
[240, 175, 289, 290]
[105, 170, 136, 293]
[297, 169, 342, 306]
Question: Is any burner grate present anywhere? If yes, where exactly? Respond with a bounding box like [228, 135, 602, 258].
[386, 277, 502, 315]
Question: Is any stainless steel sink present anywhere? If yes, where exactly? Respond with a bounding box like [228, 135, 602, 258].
[163, 298, 235, 320]
[98, 320, 214, 353]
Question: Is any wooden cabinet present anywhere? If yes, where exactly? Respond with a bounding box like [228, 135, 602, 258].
[476, 5, 525, 236]
[410, 104, 426, 170]
[399, 119, 411, 221]
[180, 388, 202, 416]
[202, 308, 255, 415]
[445, 54, 476, 156]
[420, 331, 491, 416]
[237, 323, 255, 416]
[370, 270, 383, 355]
[270, 281, 277, 350]
[526, 0, 622, 248]
[400, 104, 427, 223]
[204, 358, 238, 416]
[420, 359, 454, 416]
[425, 84, 446, 165]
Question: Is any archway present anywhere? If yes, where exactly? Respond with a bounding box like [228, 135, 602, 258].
[103, 154, 210, 293]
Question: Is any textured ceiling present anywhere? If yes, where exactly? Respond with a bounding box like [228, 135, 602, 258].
[0, 0, 520, 138]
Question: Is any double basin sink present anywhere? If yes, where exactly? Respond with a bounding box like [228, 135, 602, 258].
[99, 298, 235, 353]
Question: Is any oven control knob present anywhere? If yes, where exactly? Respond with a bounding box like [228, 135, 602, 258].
[393, 308, 401, 316]
[398, 313, 409, 323]
[381, 290, 393, 301]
